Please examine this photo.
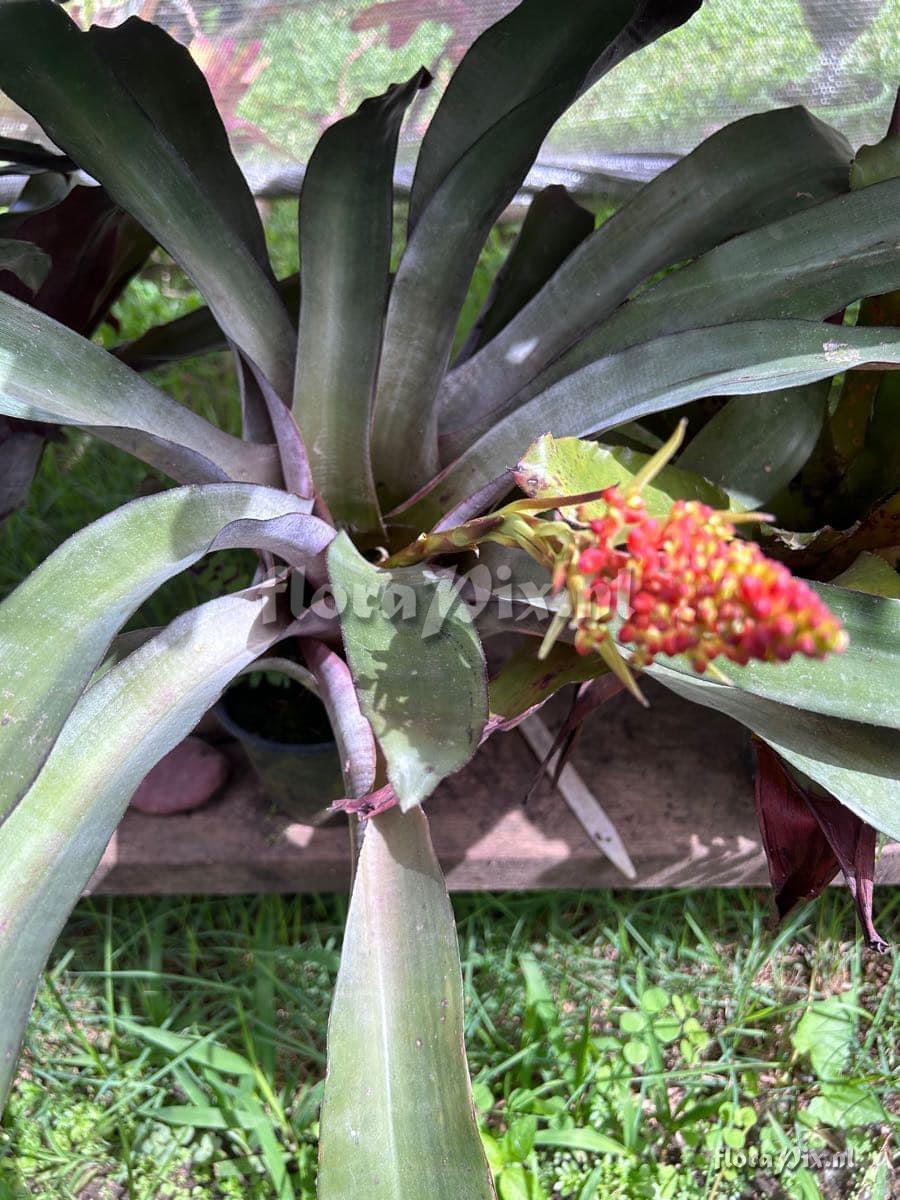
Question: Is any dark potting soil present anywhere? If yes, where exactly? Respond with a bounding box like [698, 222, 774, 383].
[222, 678, 334, 746]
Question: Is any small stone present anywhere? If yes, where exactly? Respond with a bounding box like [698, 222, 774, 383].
[129, 737, 229, 815]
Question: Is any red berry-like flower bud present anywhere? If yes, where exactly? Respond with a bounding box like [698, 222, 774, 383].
[555, 489, 846, 673]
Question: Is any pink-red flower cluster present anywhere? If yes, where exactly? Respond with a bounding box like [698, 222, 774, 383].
[561, 487, 847, 673]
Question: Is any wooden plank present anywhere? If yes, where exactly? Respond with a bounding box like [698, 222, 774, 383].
[86, 683, 900, 893]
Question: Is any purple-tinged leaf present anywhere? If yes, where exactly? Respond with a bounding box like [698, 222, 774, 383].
[0, 586, 294, 1107]
[237, 353, 314, 500]
[115, 274, 300, 372]
[0, 238, 50, 294]
[439, 107, 853, 446]
[0, 185, 155, 335]
[0, 292, 280, 486]
[300, 639, 377, 800]
[803, 790, 888, 952]
[0, 418, 46, 521]
[372, 0, 700, 506]
[0, 484, 319, 821]
[753, 740, 887, 950]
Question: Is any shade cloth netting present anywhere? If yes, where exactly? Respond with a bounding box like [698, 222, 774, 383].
[1, 0, 896, 199]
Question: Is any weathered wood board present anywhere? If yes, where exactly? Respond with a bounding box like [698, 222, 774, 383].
[86, 683, 900, 893]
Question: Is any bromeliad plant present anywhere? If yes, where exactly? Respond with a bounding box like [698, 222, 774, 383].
[0, 1, 898, 1194]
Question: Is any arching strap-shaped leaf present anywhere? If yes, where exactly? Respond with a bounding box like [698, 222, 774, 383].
[327, 533, 488, 810]
[408, 0, 697, 231]
[371, 0, 700, 507]
[439, 107, 853, 437]
[318, 806, 496, 1200]
[454, 184, 595, 365]
[649, 665, 900, 844]
[677, 382, 830, 508]
[0, 136, 75, 174]
[0, 238, 50, 292]
[115, 275, 301, 372]
[0, 589, 290, 1108]
[833, 553, 900, 599]
[404, 320, 900, 527]
[0, 293, 279, 485]
[0, 485, 328, 819]
[482, 177, 900, 445]
[294, 71, 429, 532]
[0, 3, 295, 397]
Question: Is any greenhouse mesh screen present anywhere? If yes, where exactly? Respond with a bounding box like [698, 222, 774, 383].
[1, 0, 896, 198]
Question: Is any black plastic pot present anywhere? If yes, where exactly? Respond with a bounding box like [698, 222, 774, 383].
[214, 677, 345, 826]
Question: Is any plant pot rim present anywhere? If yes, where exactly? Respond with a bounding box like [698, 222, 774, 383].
[213, 698, 338, 758]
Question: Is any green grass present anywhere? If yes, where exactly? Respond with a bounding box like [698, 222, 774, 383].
[1, 889, 896, 1200]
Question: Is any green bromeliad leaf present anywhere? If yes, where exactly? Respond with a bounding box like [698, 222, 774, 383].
[327, 532, 488, 809]
[371, 0, 700, 507]
[677, 382, 829, 509]
[488, 639, 609, 723]
[439, 106, 853, 445]
[481, 553, 900, 841]
[0, 237, 51, 292]
[318, 806, 495, 1200]
[115, 275, 301, 372]
[294, 70, 428, 532]
[832, 553, 900, 599]
[0, 293, 280, 485]
[404, 320, 900, 528]
[657, 582, 900, 731]
[514, 434, 735, 520]
[0, 2, 295, 398]
[442, 177, 900, 460]
[650, 662, 900, 843]
[455, 184, 595, 364]
[0, 589, 291, 1108]
[0, 485, 332, 819]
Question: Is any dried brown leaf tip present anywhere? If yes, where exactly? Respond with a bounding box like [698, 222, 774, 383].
[752, 739, 888, 952]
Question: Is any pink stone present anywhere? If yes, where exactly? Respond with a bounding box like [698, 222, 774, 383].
[129, 737, 230, 815]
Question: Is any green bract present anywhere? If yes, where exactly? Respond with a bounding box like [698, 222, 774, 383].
[0, 2, 897, 1195]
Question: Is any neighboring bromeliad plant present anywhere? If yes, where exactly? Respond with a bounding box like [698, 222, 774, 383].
[0, 2, 898, 1196]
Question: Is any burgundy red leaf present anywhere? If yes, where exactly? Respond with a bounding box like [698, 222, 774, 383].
[753, 740, 887, 950]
